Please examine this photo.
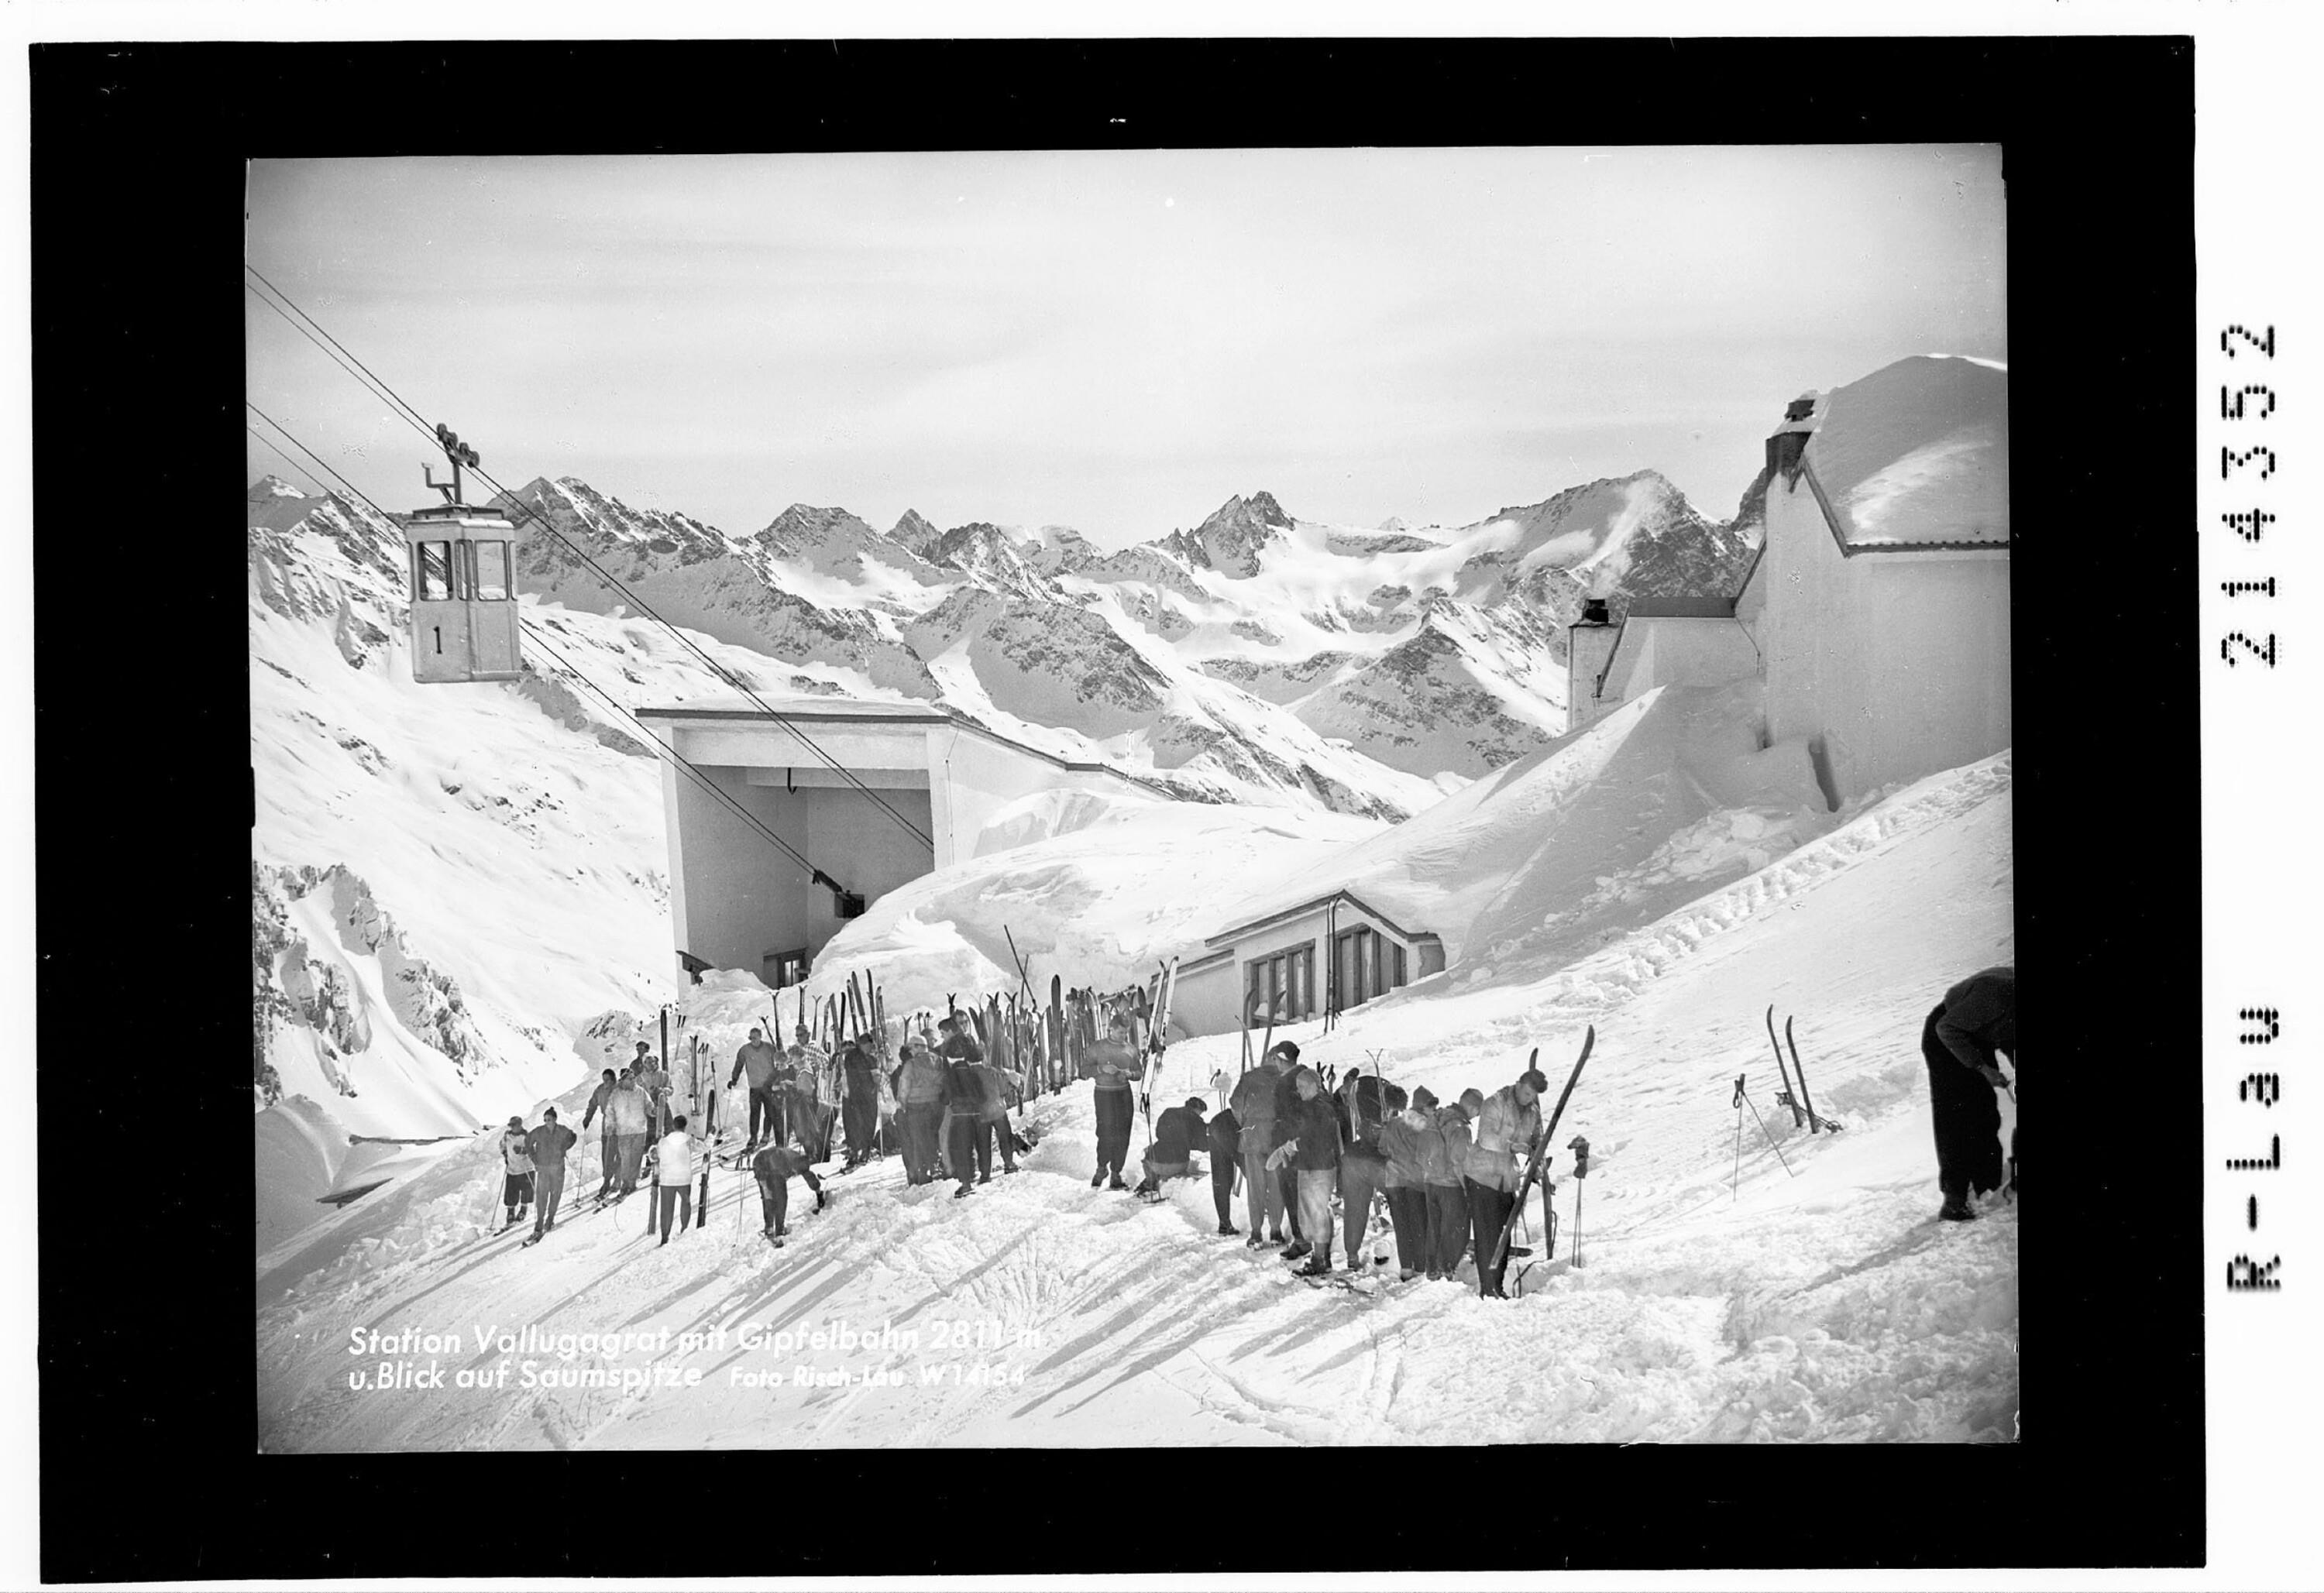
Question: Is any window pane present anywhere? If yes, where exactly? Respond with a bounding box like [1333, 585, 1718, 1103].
[473, 540, 511, 600]
[417, 541, 452, 602]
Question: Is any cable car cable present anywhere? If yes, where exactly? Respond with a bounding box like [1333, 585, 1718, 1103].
[246, 267, 937, 855]
[247, 405, 858, 898]
[246, 266, 934, 853]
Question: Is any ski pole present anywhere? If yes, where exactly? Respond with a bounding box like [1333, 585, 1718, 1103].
[1731, 1076, 1744, 1201]
[1741, 1089, 1796, 1176]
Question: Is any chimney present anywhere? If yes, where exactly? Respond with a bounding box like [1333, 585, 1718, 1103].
[1767, 391, 1820, 482]
[1566, 599, 1622, 734]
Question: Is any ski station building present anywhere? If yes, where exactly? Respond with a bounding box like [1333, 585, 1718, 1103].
[634, 698, 1162, 989]
[1171, 890, 1446, 1040]
[1566, 355, 2011, 808]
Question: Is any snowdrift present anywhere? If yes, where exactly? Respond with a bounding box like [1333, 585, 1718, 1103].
[256, 749, 2014, 1450]
[1213, 678, 1840, 981]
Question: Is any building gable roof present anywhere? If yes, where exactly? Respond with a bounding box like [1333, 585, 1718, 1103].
[1801, 355, 2011, 552]
[1205, 887, 1438, 950]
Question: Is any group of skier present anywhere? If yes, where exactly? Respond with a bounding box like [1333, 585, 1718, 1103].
[493, 963, 2015, 1276]
[1133, 1038, 1556, 1296]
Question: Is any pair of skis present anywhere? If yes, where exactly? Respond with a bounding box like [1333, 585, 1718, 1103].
[1765, 1005, 1841, 1135]
[1137, 957, 1181, 1158]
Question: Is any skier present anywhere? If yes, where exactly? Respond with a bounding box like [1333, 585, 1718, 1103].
[1270, 1044, 1310, 1256]
[604, 1069, 651, 1200]
[893, 1039, 947, 1186]
[941, 1036, 989, 1199]
[499, 1115, 537, 1230]
[965, 1056, 1020, 1178]
[631, 1042, 671, 1139]
[579, 1068, 620, 1201]
[1229, 1043, 1291, 1248]
[1376, 1084, 1434, 1281]
[1464, 1067, 1546, 1299]
[1336, 1066, 1385, 1144]
[1207, 1100, 1242, 1236]
[522, 1107, 578, 1241]
[652, 1112, 699, 1245]
[1427, 1091, 1477, 1280]
[728, 1026, 787, 1151]
[751, 1140, 827, 1245]
[933, 1015, 983, 1183]
[1268, 1066, 1342, 1277]
[1133, 1097, 1209, 1196]
[841, 1038, 883, 1169]
[1085, 1013, 1140, 1191]
[1924, 964, 2016, 1220]
[1338, 1080, 1401, 1273]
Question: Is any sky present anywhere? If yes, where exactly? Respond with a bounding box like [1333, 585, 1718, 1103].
[246, 146, 2006, 549]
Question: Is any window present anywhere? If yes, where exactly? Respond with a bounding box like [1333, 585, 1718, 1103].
[470, 539, 511, 600]
[1245, 945, 1314, 1023]
[1331, 924, 1405, 1011]
[415, 541, 453, 602]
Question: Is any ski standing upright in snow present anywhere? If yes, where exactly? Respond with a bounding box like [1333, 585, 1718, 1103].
[1487, 1026, 1595, 1286]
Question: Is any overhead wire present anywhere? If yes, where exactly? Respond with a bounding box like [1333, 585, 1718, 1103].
[243, 265, 935, 853]
[245, 402, 849, 895]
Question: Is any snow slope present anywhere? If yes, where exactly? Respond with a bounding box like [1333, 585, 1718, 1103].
[256, 750, 2014, 1450]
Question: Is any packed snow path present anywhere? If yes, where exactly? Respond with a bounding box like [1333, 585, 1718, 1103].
[256, 756, 2017, 1448]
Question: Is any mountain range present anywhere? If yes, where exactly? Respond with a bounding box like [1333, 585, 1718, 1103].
[492, 464, 1760, 816]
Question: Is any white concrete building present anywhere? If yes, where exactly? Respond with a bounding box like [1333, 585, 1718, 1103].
[1567, 355, 2011, 806]
[635, 699, 1163, 987]
[1171, 888, 1446, 1040]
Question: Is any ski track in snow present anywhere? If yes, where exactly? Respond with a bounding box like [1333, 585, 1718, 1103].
[257, 755, 2016, 1450]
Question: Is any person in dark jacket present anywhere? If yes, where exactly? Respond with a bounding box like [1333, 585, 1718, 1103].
[1270, 1044, 1308, 1255]
[1133, 1097, 1209, 1196]
[728, 1026, 788, 1151]
[965, 1060, 1019, 1177]
[1228, 1045, 1291, 1246]
[942, 1043, 988, 1199]
[841, 1039, 883, 1170]
[522, 1107, 579, 1240]
[1924, 965, 2016, 1220]
[752, 1141, 827, 1245]
[579, 1069, 619, 1200]
[1207, 1104, 1242, 1235]
[1269, 1068, 1343, 1276]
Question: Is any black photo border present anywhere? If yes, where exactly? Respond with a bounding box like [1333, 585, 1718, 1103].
[32, 32, 2195, 1582]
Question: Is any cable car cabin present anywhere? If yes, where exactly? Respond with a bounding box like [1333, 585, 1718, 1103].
[401, 504, 522, 683]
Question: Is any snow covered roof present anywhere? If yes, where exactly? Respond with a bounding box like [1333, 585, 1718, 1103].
[637, 698, 1174, 794]
[641, 696, 950, 724]
[1205, 887, 1439, 950]
[1800, 355, 2010, 552]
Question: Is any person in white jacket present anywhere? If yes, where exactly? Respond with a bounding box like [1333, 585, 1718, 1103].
[654, 1114, 700, 1245]
[499, 1117, 535, 1230]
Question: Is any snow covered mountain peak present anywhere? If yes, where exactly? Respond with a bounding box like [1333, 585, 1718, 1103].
[1157, 489, 1295, 578]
